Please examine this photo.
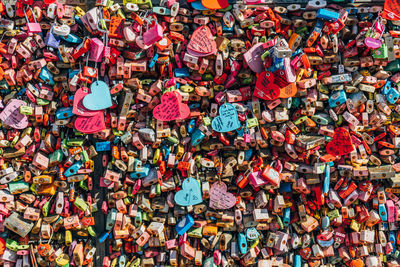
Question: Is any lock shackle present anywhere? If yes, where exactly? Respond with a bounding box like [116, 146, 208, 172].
[0, 31, 8, 42]
[23, 6, 37, 24]
[96, 7, 109, 34]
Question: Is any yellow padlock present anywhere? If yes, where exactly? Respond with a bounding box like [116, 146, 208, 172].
[56, 254, 70, 266]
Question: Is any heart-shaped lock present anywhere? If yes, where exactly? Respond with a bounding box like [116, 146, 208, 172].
[73, 87, 99, 117]
[211, 103, 241, 132]
[273, 69, 289, 88]
[174, 178, 202, 206]
[153, 91, 190, 121]
[136, 35, 152, 50]
[82, 81, 112, 111]
[326, 127, 354, 156]
[209, 182, 236, 209]
[244, 43, 265, 73]
[74, 111, 106, 134]
[201, 0, 229, 9]
[187, 26, 217, 57]
[254, 71, 280, 100]
[0, 99, 29, 129]
[273, 69, 298, 98]
[191, 0, 208, 10]
[279, 83, 297, 98]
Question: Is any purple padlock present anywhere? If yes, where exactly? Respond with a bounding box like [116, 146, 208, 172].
[45, 31, 60, 48]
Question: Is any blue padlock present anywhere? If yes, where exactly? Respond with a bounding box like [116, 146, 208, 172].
[64, 161, 83, 177]
[176, 214, 194, 236]
[188, 119, 196, 134]
[279, 182, 292, 193]
[60, 34, 82, 43]
[269, 57, 284, 73]
[39, 67, 55, 85]
[148, 54, 159, 69]
[16, 87, 26, 96]
[245, 227, 259, 240]
[244, 149, 253, 161]
[379, 203, 388, 222]
[222, 25, 234, 32]
[238, 232, 247, 254]
[293, 255, 301, 267]
[386, 87, 400, 104]
[328, 90, 347, 108]
[324, 162, 334, 194]
[189, 103, 200, 109]
[69, 69, 80, 78]
[130, 164, 150, 178]
[161, 145, 170, 159]
[191, 128, 205, 147]
[316, 9, 340, 21]
[174, 68, 190, 77]
[98, 232, 109, 243]
[56, 107, 74, 119]
[96, 141, 111, 152]
[382, 82, 392, 95]
[389, 231, 396, 253]
[282, 207, 291, 227]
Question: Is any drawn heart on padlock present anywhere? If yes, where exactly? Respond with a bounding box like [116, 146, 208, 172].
[153, 91, 190, 121]
[72, 87, 99, 117]
[254, 71, 280, 100]
[209, 182, 236, 209]
[81, 217, 94, 226]
[52, 24, 70, 37]
[85, 67, 97, 77]
[0, 99, 28, 129]
[82, 81, 112, 111]
[174, 178, 202, 206]
[187, 26, 217, 57]
[157, 37, 169, 47]
[211, 103, 241, 132]
[326, 127, 354, 156]
[201, 0, 229, 10]
[74, 111, 106, 134]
